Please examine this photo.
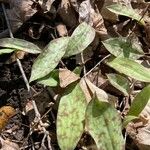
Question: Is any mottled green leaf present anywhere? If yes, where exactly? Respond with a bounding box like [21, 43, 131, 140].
[123, 85, 150, 127]
[57, 82, 87, 150]
[86, 96, 124, 150]
[128, 84, 150, 116]
[0, 49, 14, 55]
[102, 37, 144, 60]
[37, 70, 59, 87]
[107, 73, 130, 96]
[30, 37, 69, 82]
[107, 4, 145, 25]
[107, 58, 150, 82]
[64, 22, 95, 57]
[0, 38, 41, 54]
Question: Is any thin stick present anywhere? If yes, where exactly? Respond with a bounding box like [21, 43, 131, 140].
[81, 52, 86, 75]
[83, 54, 111, 77]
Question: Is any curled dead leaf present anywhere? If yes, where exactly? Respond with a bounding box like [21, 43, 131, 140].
[0, 106, 15, 131]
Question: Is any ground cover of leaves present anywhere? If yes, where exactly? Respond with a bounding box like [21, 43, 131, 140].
[0, 0, 150, 150]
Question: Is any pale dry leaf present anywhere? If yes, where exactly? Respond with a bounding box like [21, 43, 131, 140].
[136, 123, 150, 150]
[131, 0, 145, 3]
[7, 51, 27, 64]
[59, 68, 80, 88]
[78, 0, 109, 40]
[39, 0, 55, 12]
[56, 23, 68, 37]
[80, 78, 108, 103]
[58, 0, 77, 27]
[90, 7, 109, 40]
[85, 78, 108, 101]
[0, 137, 19, 150]
[80, 78, 92, 103]
[79, 0, 91, 23]
[127, 120, 150, 150]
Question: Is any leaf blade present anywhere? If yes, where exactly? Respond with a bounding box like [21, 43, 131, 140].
[0, 49, 14, 55]
[37, 69, 59, 87]
[107, 58, 150, 82]
[0, 38, 41, 54]
[102, 37, 144, 60]
[30, 37, 69, 82]
[57, 82, 87, 150]
[128, 84, 150, 116]
[64, 22, 95, 57]
[86, 96, 124, 150]
[107, 73, 130, 96]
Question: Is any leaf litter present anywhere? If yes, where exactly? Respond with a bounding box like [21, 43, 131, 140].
[0, 0, 150, 149]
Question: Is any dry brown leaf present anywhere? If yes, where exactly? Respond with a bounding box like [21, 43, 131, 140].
[56, 23, 68, 37]
[0, 137, 19, 150]
[5, 0, 37, 33]
[3, 0, 54, 33]
[0, 106, 15, 132]
[59, 68, 80, 88]
[126, 101, 150, 150]
[79, 0, 91, 23]
[80, 78, 92, 103]
[80, 78, 108, 103]
[85, 77, 108, 101]
[90, 7, 109, 40]
[78, 0, 109, 40]
[58, 0, 77, 27]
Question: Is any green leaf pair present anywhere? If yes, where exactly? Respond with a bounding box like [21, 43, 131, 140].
[102, 37, 150, 97]
[30, 22, 95, 82]
[57, 82, 124, 150]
